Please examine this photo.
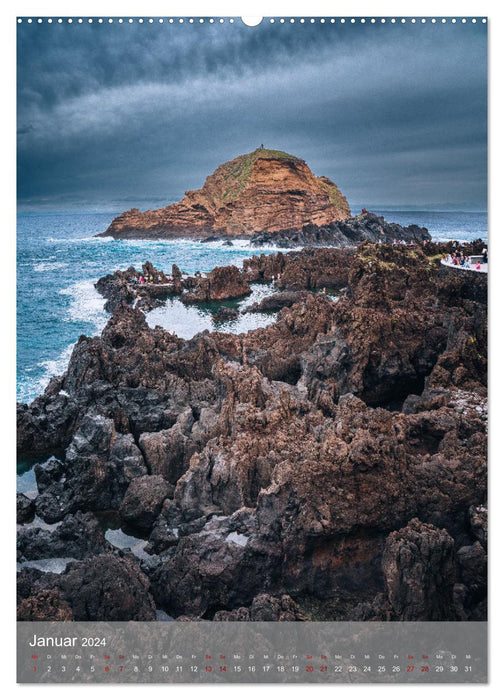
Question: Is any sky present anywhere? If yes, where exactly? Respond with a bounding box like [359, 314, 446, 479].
[17, 18, 487, 212]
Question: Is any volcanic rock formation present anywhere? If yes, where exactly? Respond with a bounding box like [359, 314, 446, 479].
[249, 211, 430, 248]
[99, 148, 351, 240]
[17, 243, 487, 622]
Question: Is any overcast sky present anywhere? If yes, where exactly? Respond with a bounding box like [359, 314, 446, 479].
[17, 19, 487, 211]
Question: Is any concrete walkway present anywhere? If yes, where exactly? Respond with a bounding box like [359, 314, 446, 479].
[441, 259, 488, 274]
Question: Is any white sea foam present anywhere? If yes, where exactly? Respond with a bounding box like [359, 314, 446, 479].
[104, 235, 298, 255]
[28, 281, 108, 399]
[201, 238, 300, 254]
[18, 280, 109, 403]
[33, 261, 68, 272]
[59, 279, 109, 330]
[20, 341, 82, 403]
[34, 343, 75, 395]
[46, 235, 109, 243]
[241, 240, 304, 253]
[114, 237, 179, 248]
[17, 380, 39, 406]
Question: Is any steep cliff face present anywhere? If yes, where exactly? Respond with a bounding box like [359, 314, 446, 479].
[100, 149, 351, 239]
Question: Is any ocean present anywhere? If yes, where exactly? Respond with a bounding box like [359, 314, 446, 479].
[17, 209, 487, 406]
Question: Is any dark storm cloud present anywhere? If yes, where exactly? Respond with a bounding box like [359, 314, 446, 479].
[17, 19, 487, 210]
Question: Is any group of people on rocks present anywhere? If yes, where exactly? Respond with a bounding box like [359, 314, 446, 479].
[129, 272, 162, 285]
[129, 269, 207, 287]
[375, 238, 429, 246]
[391, 238, 417, 246]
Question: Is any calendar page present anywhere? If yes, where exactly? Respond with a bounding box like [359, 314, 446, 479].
[16, 14, 488, 684]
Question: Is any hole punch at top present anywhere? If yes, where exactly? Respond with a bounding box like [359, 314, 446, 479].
[241, 16, 263, 27]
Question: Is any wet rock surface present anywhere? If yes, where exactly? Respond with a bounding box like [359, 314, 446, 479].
[119, 475, 172, 531]
[244, 290, 310, 313]
[243, 246, 354, 291]
[17, 512, 108, 562]
[17, 589, 74, 621]
[469, 504, 487, 547]
[17, 493, 35, 524]
[249, 211, 430, 248]
[95, 262, 170, 314]
[182, 265, 251, 303]
[18, 553, 156, 621]
[213, 594, 308, 621]
[56, 553, 157, 621]
[33, 413, 147, 523]
[456, 541, 487, 616]
[17, 242, 487, 621]
[212, 307, 240, 322]
[382, 519, 456, 620]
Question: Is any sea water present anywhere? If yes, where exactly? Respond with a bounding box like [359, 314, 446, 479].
[17, 209, 487, 406]
[374, 209, 487, 242]
[17, 211, 291, 406]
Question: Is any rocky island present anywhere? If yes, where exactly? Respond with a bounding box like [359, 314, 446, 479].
[97, 149, 429, 247]
[17, 242, 487, 622]
[99, 148, 351, 240]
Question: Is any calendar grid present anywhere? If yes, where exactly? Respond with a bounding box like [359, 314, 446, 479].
[18, 621, 487, 683]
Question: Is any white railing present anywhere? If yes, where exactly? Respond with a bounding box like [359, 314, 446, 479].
[440, 259, 488, 274]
